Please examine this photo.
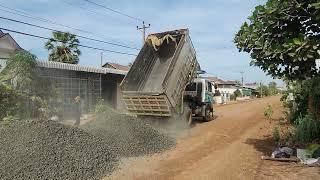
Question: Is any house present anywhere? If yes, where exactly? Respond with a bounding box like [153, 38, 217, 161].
[102, 62, 130, 72]
[0, 30, 22, 71]
[0, 30, 129, 116]
[244, 82, 259, 90]
[206, 76, 240, 103]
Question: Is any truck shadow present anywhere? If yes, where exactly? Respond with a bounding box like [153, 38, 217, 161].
[190, 115, 219, 127]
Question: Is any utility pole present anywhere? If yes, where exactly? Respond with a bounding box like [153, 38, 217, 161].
[260, 81, 263, 98]
[137, 21, 150, 45]
[240, 71, 244, 97]
[100, 52, 103, 99]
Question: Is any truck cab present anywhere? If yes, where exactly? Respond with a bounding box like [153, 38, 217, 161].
[184, 78, 214, 121]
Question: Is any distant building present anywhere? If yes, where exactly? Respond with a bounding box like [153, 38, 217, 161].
[206, 76, 240, 103]
[244, 82, 259, 90]
[35, 61, 127, 116]
[103, 62, 130, 72]
[0, 30, 22, 71]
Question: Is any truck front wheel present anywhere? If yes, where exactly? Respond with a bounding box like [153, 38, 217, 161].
[204, 106, 213, 121]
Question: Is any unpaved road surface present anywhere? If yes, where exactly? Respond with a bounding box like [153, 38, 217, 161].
[108, 96, 320, 180]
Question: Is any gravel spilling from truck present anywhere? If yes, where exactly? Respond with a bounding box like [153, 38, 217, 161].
[81, 109, 176, 157]
[0, 111, 175, 179]
[0, 120, 118, 180]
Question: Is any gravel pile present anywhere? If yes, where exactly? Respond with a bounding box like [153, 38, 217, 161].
[81, 110, 176, 157]
[0, 120, 118, 180]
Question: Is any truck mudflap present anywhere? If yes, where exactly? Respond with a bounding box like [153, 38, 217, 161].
[123, 94, 172, 117]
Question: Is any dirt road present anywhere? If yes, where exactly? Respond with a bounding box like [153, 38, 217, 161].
[108, 96, 320, 180]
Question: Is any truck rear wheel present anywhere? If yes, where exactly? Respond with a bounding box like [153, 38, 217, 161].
[187, 110, 193, 126]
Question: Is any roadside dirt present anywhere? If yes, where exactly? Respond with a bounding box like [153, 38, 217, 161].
[107, 96, 320, 180]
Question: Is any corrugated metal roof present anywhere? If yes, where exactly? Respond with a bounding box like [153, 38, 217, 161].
[36, 60, 127, 75]
[103, 62, 130, 71]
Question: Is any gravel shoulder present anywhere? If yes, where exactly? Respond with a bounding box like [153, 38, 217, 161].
[107, 96, 320, 180]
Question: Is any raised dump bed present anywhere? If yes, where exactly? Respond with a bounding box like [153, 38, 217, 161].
[120, 29, 198, 116]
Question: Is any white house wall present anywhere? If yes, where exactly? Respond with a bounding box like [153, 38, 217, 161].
[0, 36, 17, 59]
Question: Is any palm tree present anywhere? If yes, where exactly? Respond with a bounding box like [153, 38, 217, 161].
[45, 32, 81, 64]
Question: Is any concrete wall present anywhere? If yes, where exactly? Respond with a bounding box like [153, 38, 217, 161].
[101, 73, 125, 110]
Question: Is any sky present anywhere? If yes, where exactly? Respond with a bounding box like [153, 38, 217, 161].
[0, 0, 283, 86]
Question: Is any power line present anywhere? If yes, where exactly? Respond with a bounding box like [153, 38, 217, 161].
[83, 0, 146, 22]
[0, 4, 91, 34]
[0, 4, 136, 48]
[0, 16, 139, 50]
[61, 0, 140, 46]
[0, 27, 137, 56]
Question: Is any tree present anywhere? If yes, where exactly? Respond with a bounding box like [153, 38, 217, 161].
[0, 50, 36, 91]
[45, 32, 81, 64]
[234, 89, 242, 98]
[234, 0, 320, 80]
[257, 84, 271, 97]
[268, 81, 278, 95]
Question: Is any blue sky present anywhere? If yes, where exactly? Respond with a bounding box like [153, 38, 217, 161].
[0, 0, 282, 85]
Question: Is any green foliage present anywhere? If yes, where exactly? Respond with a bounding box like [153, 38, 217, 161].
[268, 81, 279, 95]
[273, 126, 280, 143]
[230, 94, 236, 101]
[281, 75, 320, 123]
[233, 89, 242, 98]
[0, 84, 21, 120]
[281, 81, 308, 122]
[45, 31, 81, 64]
[95, 99, 112, 114]
[306, 144, 320, 158]
[0, 50, 36, 91]
[234, 0, 320, 80]
[309, 75, 320, 117]
[294, 114, 320, 144]
[264, 104, 274, 120]
[0, 51, 60, 121]
[257, 85, 271, 97]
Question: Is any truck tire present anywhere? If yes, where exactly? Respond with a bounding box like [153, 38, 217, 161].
[187, 110, 193, 126]
[204, 107, 213, 122]
[183, 102, 193, 126]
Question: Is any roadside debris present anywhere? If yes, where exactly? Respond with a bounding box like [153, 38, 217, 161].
[261, 156, 299, 162]
[297, 147, 320, 166]
[271, 147, 293, 158]
[262, 145, 320, 167]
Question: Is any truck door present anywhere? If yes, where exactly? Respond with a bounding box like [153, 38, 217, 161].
[197, 82, 202, 98]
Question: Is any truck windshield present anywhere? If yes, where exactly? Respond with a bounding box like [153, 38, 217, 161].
[185, 83, 197, 91]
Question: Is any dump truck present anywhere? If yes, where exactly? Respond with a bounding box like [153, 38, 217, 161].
[184, 77, 215, 124]
[120, 29, 198, 117]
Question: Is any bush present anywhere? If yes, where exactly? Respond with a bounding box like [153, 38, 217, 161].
[273, 126, 280, 143]
[234, 89, 242, 98]
[294, 114, 320, 144]
[264, 104, 273, 120]
[0, 84, 20, 120]
[95, 99, 113, 114]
